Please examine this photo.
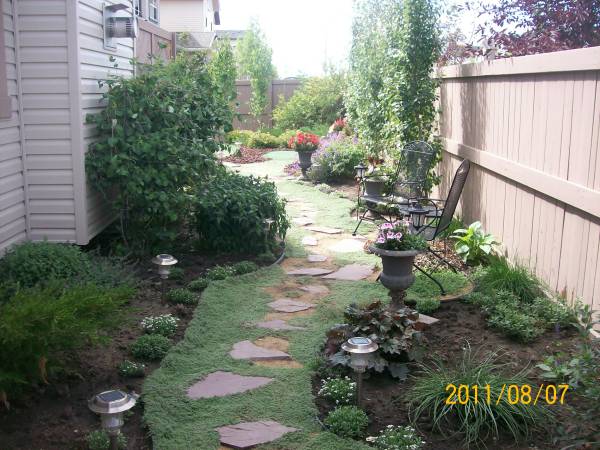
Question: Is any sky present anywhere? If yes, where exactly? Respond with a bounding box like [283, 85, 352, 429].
[216, 0, 354, 78]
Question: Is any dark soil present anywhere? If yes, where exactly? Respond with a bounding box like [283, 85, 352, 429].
[222, 147, 273, 164]
[0, 251, 278, 450]
[314, 300, 593, 450]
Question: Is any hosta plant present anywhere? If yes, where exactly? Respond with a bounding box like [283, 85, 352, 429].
[451, 221, 498, 265]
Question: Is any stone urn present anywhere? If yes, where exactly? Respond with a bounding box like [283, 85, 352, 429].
[364, 178, 386, 197]
[296, 150, 315, 178]
[369, 245, 420, 308]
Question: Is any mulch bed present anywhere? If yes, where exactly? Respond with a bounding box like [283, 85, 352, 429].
[0, 252, 275, 450]
[222, 147, 274, 164]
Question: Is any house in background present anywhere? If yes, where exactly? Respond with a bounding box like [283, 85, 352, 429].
[0, 0, 173, 254]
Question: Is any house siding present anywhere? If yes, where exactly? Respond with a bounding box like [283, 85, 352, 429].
[160, 0, 204, 32]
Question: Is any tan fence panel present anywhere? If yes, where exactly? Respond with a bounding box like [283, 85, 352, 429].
[436, 46, 600, 309]
[136, 21, 175, 64]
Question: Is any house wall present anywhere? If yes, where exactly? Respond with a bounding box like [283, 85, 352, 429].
[160, 0, 204, 32]
[0, 0, 27, 252]
[436, 46, 600, 310]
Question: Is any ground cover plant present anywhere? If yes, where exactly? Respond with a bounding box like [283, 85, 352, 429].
[366, 425, 425, 449]
[318, 376, 357, 405]
[130, 334, 172, 361]
[325, 406, 369, 439]
[118, 360, 146, 378]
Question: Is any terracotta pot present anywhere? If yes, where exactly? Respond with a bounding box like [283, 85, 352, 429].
[369, 245, 419, 291]
[364, 179, 386, 197]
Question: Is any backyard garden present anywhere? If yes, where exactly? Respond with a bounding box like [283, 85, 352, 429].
[1, 1, 599, 450]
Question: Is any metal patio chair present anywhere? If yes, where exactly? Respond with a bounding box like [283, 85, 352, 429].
[408, 158, 471, 294]
[353, 141, 437, 235]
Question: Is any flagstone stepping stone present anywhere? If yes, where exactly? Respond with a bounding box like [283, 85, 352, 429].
[306, 226, 343, 234]
[229, 340, 291, 361]
[254, 359, 303, 369]
[300, 285, 329, 295]
[322, 264, 374, 281]
[286, 267, 333, 276]
[268, 298, 315, 313]
[216, 421, 299, 449]
[187, 371, 273, 399]
[256, 319, 306, 331]
[292, 217, 313, 226]
[414, 313, 440, 331]
[301, 236, 318, 246]
[307, 254, 327, 262]
[328, 238, 366, 253]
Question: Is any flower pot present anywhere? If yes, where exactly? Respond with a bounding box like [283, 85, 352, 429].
[369, 246, 419, 292]
[364, 179, 386, 197]
[296, 150, 315, 178]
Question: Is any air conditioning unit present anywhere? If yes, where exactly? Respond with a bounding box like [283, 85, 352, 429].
[103, 2, 138, 51]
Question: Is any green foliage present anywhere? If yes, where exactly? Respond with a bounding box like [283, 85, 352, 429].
[193, 171, 289, 253]
[475, 257, 544, 303]
[415, 297, 440, 314]
[366, 425, 424, 449]
[236, 21, 277, 124]
[130, 334, 171, 361]
[409, 346, 550, 445]
[168, 267, 185, 280]
[247, 131, 284, 149]
[141, 314, 179, 337]
[451, 221, 499, 265]
[330, 301, 423, 379]
[208, 38, 237, 107]
[232, 261, 259, 275]
[0, 283, 133, 396]
[318, 376, 357, 406]
[310, 134, 368, 182]
[86, 53, 230, 253]
[0, 242, 91, 290]
[406, 270, 469, 303]
[225, 129, 255, 145]
[165, 288, 198, 306]
[437, 216, 465, 239]
[273, 73, 345, 130]
[188, 277, 209, 291]
[118, 360, 145, 378]
[324, 406, 369, 439]
[86, 430, 127, 450]
[206, 265, 236, 280]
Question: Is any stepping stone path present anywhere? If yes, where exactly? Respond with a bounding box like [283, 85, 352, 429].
[255, 319, 306, 331]
[301, 236, 318, 246]
[216, 421, 299, 449]
[300, 285, 329, 295]
[187, 371, 273, 399]
[414, 313, 440, 331]
[286, 267, 333, 276]
[268, 298, 315, 313]
[307, 254, 327, 262]
[306, 226, 343, 235]
[328, 238, 367, 253]
[292, 217, 313, 226]
[322, 264, 374, 281]
[229, 340, 291, 361]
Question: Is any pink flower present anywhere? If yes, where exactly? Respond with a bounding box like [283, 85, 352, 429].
[376, 237, 385, 244]
[395, 232, 403, 240]
[386, 232, 395, 239]
[380, 223, 393, 230]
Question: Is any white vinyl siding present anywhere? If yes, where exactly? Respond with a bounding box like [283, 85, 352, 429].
[159, 0, 204, 32]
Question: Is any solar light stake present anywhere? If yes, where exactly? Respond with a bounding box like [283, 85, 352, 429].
[408, 203, 427, 230]
[354, 163, 367, 180]
[354, 164, 367, 221]
[341, 337, 378, 408]
[88, 390, 138, 450]
[152, 254, 178, 300]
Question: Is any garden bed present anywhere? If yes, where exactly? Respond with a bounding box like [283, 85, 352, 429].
[222, 147, 276, 164]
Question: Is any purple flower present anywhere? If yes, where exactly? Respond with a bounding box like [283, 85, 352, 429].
[376, 237, 385, 244]
[381, 223, 393, 230]
[395, 232, 403, 240]
[386, 232, 395, 239]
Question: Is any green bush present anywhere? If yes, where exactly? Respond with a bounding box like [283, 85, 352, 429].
[309, 134, 368, 182]
[205, 265, 236, 280]
[141, 314, 179, 337]
[86, 53, 230, 253]
[247, 131, 284, 149]
[193, 171, 289, 253]
[318, 376, 356, 405]
[324, 405, 369, 439]
[168, 267, 185, 280]
[0, 242, 91, 290]
[130, 334, 171, 361]
[415, 297, 440, 314]
[165, 288, 198, 305]
[86, 430, 127, 450]
[118, 360, 145, 378]
[409, 346, 550, 445]
[225, 129, 255, 146]
[273, 74, 345, 130]
[188, 277, 209, 291]
[475, 257, 544, 303]
[0, 283, 133, 397]
[232, 261, 259, 275]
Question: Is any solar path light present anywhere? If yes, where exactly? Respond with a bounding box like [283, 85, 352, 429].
[151, 254, 178, 280]
[341, 337, 378, 407]
[88, 390, 138, 450]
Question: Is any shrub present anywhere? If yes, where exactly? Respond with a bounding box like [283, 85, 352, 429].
[409, 346, 550, 445]
[366, 425, 425, 450]
[86, 53, 229, 253]
[118, 360, 145, 378]
[0, 242, 91, 290]
[165, 288, 198, 306]
[487, 301, 546, 342]
[324, 406, 369, 439]
[309, 133, 368, 182]
[475, 257, 544, 303]
[415, 297, 440, 314]
[141, 314, 179, 337]
[130, 334, 171, 361]
[205, 265, 236, 280]
[247, 131, 284, 149]
[451, 221, 499, 265]
[193, 171, 289, 253]
[0, 283, 133, 397]
[318, 376, 356, 405]
[188, 277, 209, 291]
[86, 430, 127, 450]
[225, 129, 255, 146]
[232, 261, 259, 275]
[273, 73, 345, 130]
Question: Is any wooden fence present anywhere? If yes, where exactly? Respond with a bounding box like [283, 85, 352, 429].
[234, 79, 302, 130]
[436, 46, 600, 310]
[136, 20, 175, 64]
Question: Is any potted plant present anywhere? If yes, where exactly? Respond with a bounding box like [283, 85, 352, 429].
[369, 221, 427, 307]
[288, 131, 320, 178]
[363, 156, 387, 197]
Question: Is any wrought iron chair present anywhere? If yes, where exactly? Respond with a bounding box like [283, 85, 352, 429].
[353, 141, 437, 236]
[408, 158, 471, 294]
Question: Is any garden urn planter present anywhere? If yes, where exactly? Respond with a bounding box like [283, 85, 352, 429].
[369, 245, 419, 308]
[296, 150, 315, 178]
[364, 179, 386, 197]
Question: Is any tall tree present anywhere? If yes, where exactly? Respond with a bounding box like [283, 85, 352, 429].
[209, 38, 237, 130]
[236, 21, 277, 125]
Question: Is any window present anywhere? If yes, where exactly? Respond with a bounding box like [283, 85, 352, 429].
[149, 0, 159, 23]
[134, 0, 143, 17]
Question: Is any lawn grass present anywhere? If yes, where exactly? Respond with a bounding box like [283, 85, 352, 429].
[406, 270, 470, 303]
